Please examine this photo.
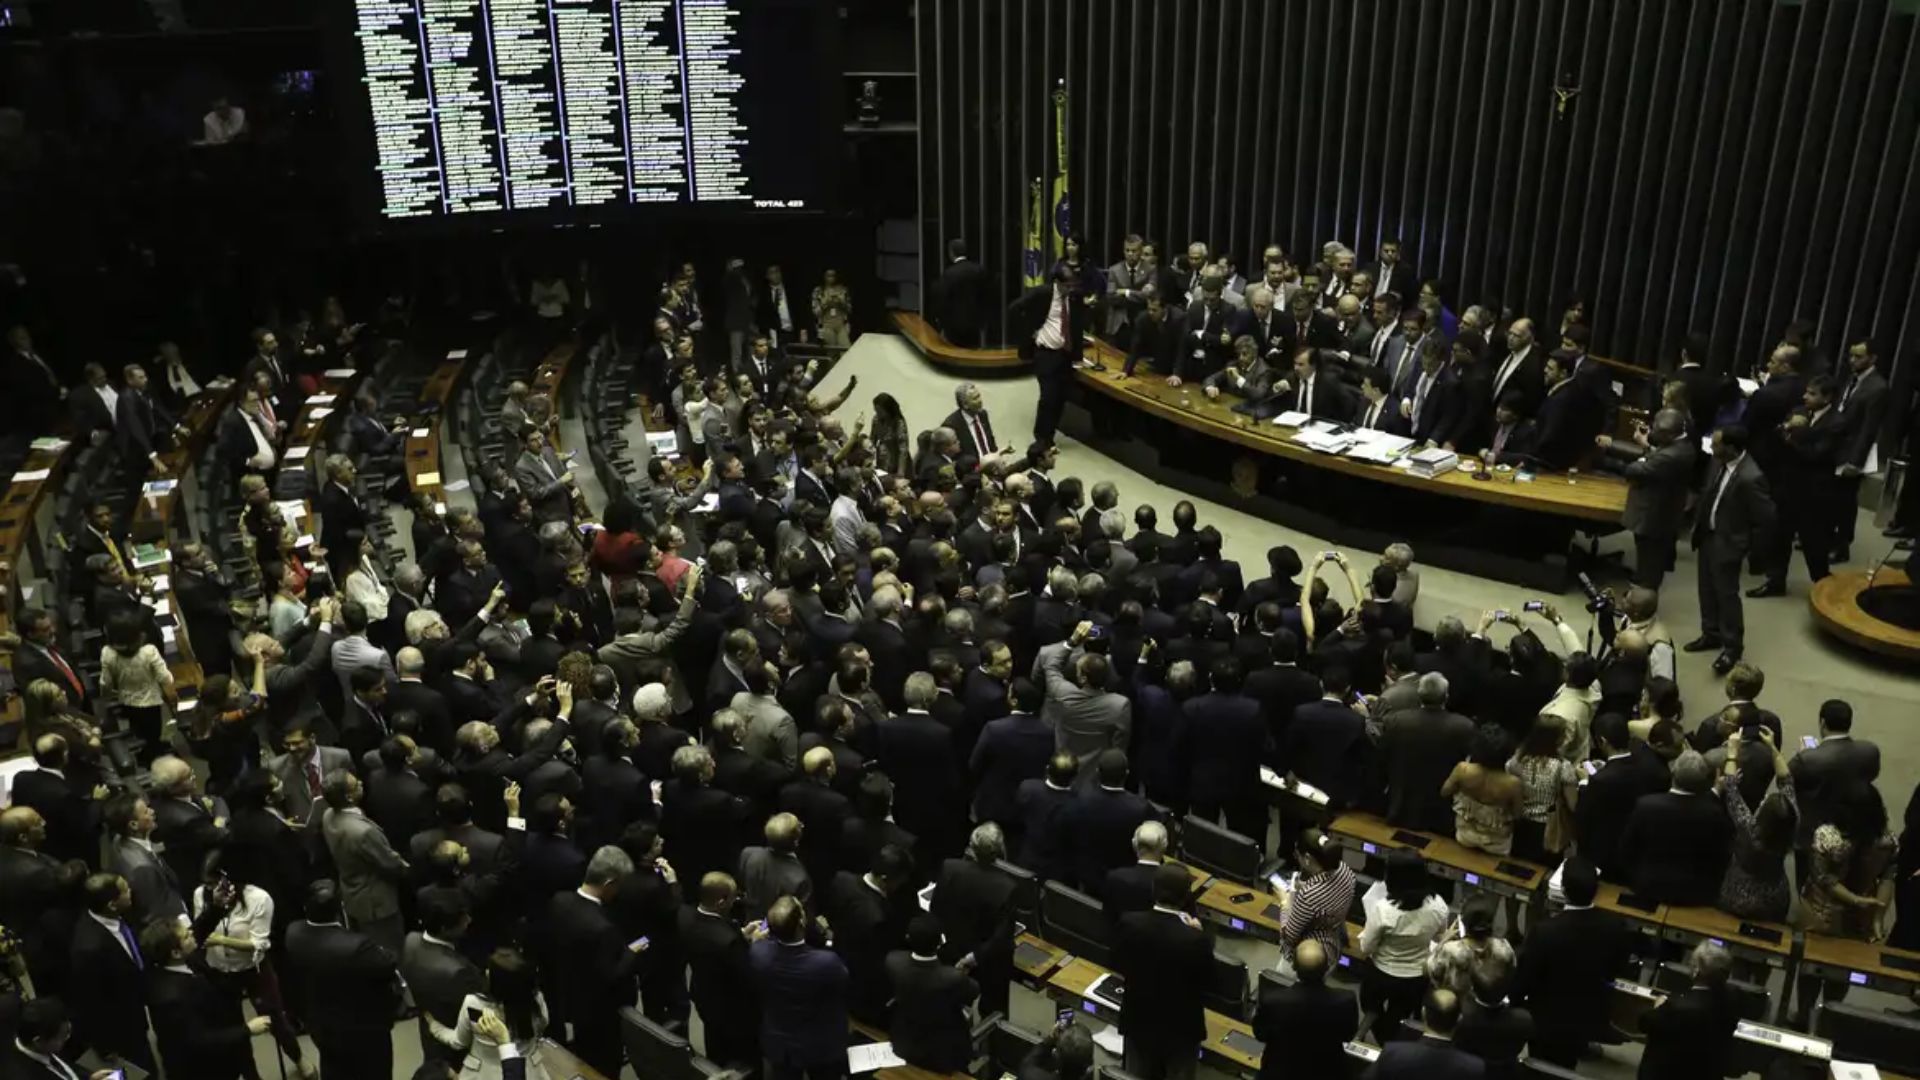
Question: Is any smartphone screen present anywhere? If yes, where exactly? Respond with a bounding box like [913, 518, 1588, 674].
[1801, 735, 1817, 750]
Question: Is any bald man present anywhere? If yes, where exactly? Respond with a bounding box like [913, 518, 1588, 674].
[1599, 407, 1697, 589]
[147, 754, 228, 892]
[1252, 940, 1357, 1080]
[739, 812, 812, 920]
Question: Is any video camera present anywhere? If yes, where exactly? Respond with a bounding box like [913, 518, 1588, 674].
[1576, 572, 1619, 654]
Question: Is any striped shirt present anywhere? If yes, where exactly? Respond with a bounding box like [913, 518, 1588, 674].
[1281, 863, 1356, 961]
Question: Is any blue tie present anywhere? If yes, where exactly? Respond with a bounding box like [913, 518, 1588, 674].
[119, 920, 144, 970]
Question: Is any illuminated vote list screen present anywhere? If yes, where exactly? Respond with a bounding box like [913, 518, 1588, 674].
[345, 0, 834, 221]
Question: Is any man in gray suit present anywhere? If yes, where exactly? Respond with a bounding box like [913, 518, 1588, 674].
[733, 663, 799, 770]
[263, 721, 355, 828]
[1832, 338, 1889, 562]
[1105, 234, 1154, 338]
[320, 769, 410, 952]
[1789, 698, 1880, 883]
[330, 597, 396, 701]
[1033, 622, 1132, 776]
[738, 811, 812, 919]
[401, 890, 486, 1069]
[101, 792, 188, 926]
[1687, 424, 1777, 674]
[246, 596, 339, 743]
[514, 428, 576, 524]
[1599, 408, 1697, 590]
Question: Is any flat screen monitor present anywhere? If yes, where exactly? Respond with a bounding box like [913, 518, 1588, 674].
[335, 0, 838, 225]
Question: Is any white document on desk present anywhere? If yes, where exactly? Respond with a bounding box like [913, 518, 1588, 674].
[1091, 1028, 1125, 1056]
[847, 1042, 906, 1073]
[1270, 409, 1312, 428]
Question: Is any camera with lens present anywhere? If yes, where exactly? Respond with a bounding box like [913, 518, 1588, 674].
[1576, 572, 1618, 651]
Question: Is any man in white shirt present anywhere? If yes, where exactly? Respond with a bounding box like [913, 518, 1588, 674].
[1012, 264, 1088, 447]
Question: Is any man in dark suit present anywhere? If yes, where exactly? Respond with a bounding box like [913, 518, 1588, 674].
[1171, 279, 1239, 385]
[1671, 332, 1732, 446]
[0, 808, 67, 1003]
[1482, 394, 1540, 466]
[66, 873, 155, 1072]
[1268, 347, 1350, 421]
[1114, 865, 1214, 1080]
[1065, 750, 1156, 894]
[1102, 820, 1170, 921]
[365, 735, 438, 847]
[1510, 857, 1636, 1067]
[1250, 940, 1357, 1080]
[884, 915, 981, 1073]
[819, 844, 912, 1025]
[930, 823, 1018, 1016]
[1405, 339, 1460, 446]
[942, 381, 1002, 463]
[391, 647, 456, 757]
[1278, 290, 1340, 358]
[1751, 374, 1845, 594]
[1744, 343, 1807, 475]
[876, 674, 967, 860]
[1367, 239, 1419, 311]
[1380, 673, 1475, 834]
[1181, 659, 1268, 845]
[1831, 338, 1889, 561]
[1454, 965, 1531, 1076]
[1687, 424, 1776, 673]
[548, 846, 649, 1075]
[1, 998, 97, 1080]
[1526, 353, 1592, 469]
[316, 454, 372, 558]
[934, 239, 988, 347]
[968, 677, 1053, 833]
[750, 894, 850, 1080]
[1365, 990, 1486, 1079]
[1011, 264, 1093, 446]
[112, 362, 184, 481]
[1014, 753, 1079, 881]
[142, 918, 273, 1080]
[661, 747, 754, 903]
[1352, 368, 1410, 434]
[7, 738, 97, 867]
[148, 755, 229, 897]
[1788, 698, 1880, 880]
[1487, 318, 1547, 417]
[1282, 668, 1374, 810]
[1575, 714, 1674, 882]
[680, 871, 763, 1070]
[7, 609, 92, 715]
[1599, 408, 1697, 589]
[402, 891, 487, 1070]
[285, 880, 401, 1078]
[1618, 751, 1732, 906]
[1638, 942, 1740, 1080]
[69, 363, 120, 445]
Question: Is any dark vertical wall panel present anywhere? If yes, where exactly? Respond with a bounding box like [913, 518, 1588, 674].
[921, 0, 1920, 383]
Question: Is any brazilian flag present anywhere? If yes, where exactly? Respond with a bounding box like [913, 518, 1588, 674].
[1022, 178, 1045, 288]
[1051, 83, 1071, 257]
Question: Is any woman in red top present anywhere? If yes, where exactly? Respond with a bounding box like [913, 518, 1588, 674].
[590, 499, 649, 582]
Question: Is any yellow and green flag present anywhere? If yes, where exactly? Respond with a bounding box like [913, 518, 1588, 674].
[1051, 83, 1071, 258]
[1022, 178, 1046, 288]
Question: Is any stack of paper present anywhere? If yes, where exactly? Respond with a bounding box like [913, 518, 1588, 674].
[415, 471, 441, 487]
[306, 393, 337, 406]
[1269, 409, 1313, 428]
[1345, 431, 1414, 465]
[29, 437, 69, 453]
[12, 468, 51, 483]
[447, 348, 469, 360]
[130, 545, 171, 569]
[276, 499, 308, 522]
[411, 427, 431, 438]
[1406, 447, 1460, 478]
[309, 407, 334, 420]
[323, 368, 358, 378]
[1293, 426, 1356, 454]
[847, 1042, 906, 1074]
[284, 445, 312, 462]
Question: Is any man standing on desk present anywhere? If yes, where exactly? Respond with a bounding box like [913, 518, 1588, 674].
[1012, 264, 1091, 448]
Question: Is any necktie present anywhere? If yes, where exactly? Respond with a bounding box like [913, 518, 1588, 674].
[305, 756, 323, 798]
[261, 395, 278, 428]
[1414, 374, 1432, 424]
[971, 414, 991, 455]
[1298, 378, 1309, 412]
[1841, 376, 1858, 410]
[119, 920, 144, 969]
[46, 646, 83, 697]
[1709, 464, 1736, 529]
[102, 533, 126, 575]
[1493, 425, 1509, 455]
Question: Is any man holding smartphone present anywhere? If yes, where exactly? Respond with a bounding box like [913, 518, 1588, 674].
[2, 997, 125, 1080]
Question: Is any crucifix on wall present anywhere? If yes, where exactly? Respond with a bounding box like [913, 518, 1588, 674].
[1552, 71, 1581, 121]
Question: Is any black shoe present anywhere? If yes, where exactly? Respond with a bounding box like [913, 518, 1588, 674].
[1683, 635, 1722, 653]
[1746, 582, 1787, 598]
[1712, 651, 1741, 675]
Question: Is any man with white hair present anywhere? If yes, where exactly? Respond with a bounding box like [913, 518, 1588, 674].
[876, 672, 967, 859]
[942, 382, 1001, 464]
[548, 845, 648, 1075]
[1102, 819, 1170, 918]
[855, 585, 914, 711]
[1639, 941, 1739, 1079]
[929, 822, 1018, 1014]
[1618, 750, 1734, 907]
[1379, 673, 1474, 834]
[147, 754, 228, 890]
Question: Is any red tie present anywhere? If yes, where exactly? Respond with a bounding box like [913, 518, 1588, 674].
[305, 757, 323, 798]
[972, 415, 991, 456]
[47, 647, 83, 698]
[261, 396, 277, 428]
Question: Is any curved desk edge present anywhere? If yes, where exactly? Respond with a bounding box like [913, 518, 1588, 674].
[891, 311, 1027, 372]
[1810, 568, 1920, 663]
